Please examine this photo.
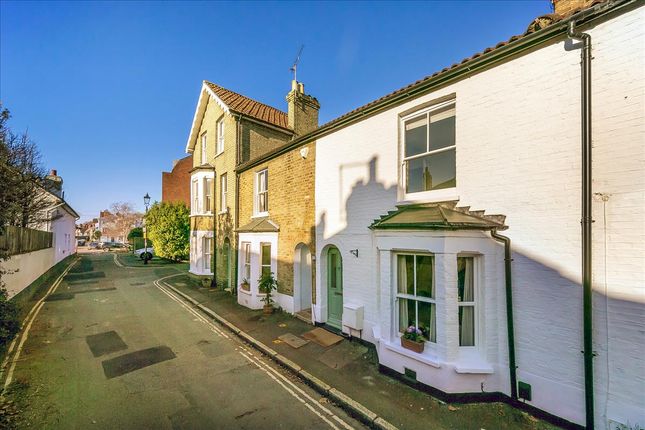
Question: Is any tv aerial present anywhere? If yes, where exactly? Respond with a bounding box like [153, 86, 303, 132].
[290, 45, 304, 82]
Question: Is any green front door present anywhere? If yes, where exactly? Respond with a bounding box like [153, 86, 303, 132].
[327, 247, 343, 328]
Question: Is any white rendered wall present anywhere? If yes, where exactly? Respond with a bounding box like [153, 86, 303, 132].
[3, 248, 56, 298]
[315, 6, 644, 429]
[52, 211, 77, 264]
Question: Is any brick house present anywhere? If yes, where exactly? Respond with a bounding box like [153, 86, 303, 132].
[184, 81, 309, 286]
[310, 1, 644, 429]
[161, 155, 192, 206]
[235, 81, 319, 317]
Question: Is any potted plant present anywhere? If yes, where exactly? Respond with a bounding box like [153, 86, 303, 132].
[240, 278, 250, 291]
[258, 272, 278, 315]
[401, 326, 425, 353]
[201, 277, 211, 288]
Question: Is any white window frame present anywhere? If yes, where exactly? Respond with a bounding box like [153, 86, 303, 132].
[203, 177, 213, 214]
[203, 237, 212, 272]
[260, 242, 271, 279]
[192, 179, 199, 214]
[395, 252, 437, 344]
[216, 118, 225, 155]
[400, 100, 457, 202]
[220, 173, 228, 213]
[242, 242, 251, 281]
[254, 169, 269, 216]
[201, 132, 208, 165]
[457, 254, 479, 348]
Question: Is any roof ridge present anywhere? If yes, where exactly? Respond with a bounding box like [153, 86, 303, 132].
[204, 81, 288, 117]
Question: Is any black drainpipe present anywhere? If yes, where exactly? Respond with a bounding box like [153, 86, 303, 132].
[568, 20, 594, 430]
[490, 229, 517, 400]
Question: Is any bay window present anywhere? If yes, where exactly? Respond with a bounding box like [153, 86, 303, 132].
[457, 256, 476, 347]
[192, 179, 199, 214]
[261, 243, 271, 278]
[396, 254, 436, 343]
[242, 242, 251, 281]
[403, 103, 456, 194]
[203, 237, 212, 271]
[204, 177, 213, 213]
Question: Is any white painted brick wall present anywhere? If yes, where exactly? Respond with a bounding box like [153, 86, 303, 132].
[315, 5, 644, 428]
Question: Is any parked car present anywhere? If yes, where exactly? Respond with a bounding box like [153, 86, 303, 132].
[88, 242, 100, 249]
[100, 242, 127, 250]
[134, 247, 154, 260]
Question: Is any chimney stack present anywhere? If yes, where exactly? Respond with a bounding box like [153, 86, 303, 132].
[286, 80, 320, 136]
[551, 0, 596, 16]
[46, 169, 64, 198]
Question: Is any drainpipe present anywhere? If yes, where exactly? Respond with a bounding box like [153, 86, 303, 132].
[568, 20, 594, 430]
[490, 229, 518, 400]
[211, 164, 218, 288]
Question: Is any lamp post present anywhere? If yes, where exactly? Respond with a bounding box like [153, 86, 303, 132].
[143, 193, 151, 265]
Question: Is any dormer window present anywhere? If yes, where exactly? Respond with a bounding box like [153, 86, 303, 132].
[402, 102, 455, 195]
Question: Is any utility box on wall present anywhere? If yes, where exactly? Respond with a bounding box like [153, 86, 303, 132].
[342, 304, 364, 331]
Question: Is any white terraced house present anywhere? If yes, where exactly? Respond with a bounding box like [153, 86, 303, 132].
[310, 1, 644, 429]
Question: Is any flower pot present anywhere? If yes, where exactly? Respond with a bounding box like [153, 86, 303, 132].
[240, 282, 250, 292]
[263, 304, 274, 315]
[201, 278, 212, 288]
[401, 337, 424, 353]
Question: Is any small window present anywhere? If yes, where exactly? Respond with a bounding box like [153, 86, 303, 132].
[192, 179, 199, 213]
[220, 173, 227, 212]
[201, 132, 208, 164]
[260, 243, 271, 278]
[217, 119, 225, 154]
[255, 169, 268, 215]
[242, 242, 251, 281]
[203, 237, 212, 271]
[204, 177, 213, 213]
[458, 256, 476, 346]
[396, 254, 436, 342]
[403, 104, 455, 194]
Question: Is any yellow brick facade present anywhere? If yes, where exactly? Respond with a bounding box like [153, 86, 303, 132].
[238, 141, 316, 300]
[189, 95, 291, 286]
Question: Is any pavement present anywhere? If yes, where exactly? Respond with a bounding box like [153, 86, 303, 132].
[160, 268, 562, 430]
[1, 253, 368, 430]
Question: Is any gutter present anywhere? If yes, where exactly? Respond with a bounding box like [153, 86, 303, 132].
[490, 230, 518, 400]
[567, 19, 595, 430]
[235, 0, 632, 174]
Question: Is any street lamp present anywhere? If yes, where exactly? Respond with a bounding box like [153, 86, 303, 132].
[143, 193, 151, 265]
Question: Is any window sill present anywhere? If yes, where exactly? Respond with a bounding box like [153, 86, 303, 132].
[399, 187, 459, 205]
[453, 361, 494, 374]
[384, 340, 442, 368]
[252, 212, 269, 219]
[190, 212, 213, 217]
[218, 209, 229, 215]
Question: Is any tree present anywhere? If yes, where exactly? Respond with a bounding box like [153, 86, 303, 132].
[99, 203, 142, 242]
[0, 103, 53, 229]
[145, 202, 190, 261]
[92, 230, 101, 240]
[127, 227, 143, 241]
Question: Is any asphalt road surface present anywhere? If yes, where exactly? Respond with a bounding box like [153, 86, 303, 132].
[4, 253, 366, 430]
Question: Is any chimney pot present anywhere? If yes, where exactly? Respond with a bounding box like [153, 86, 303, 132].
[50, 169, 57, 176]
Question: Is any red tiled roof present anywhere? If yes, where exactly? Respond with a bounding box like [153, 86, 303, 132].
[204, 81, 290, 130]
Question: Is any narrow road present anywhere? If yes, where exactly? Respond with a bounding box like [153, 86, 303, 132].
[3, 253, 366, 429]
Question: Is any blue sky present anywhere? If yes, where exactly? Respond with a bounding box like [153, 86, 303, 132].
[1, 1, 550, 221]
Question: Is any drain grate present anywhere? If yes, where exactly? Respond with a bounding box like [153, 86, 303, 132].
[101, 346, 175, 379]
[86, 331, 128, 357]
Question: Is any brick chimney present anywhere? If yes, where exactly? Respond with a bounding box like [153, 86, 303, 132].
[45, 169, 64, 198]
[551, 0, 596, 16]
[286, 80, 320, 136]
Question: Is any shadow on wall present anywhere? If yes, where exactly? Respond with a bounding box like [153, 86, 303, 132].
[315, 155, 644, 427]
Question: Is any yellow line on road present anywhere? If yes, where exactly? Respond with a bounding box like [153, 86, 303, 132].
[0, 256, 79, 394]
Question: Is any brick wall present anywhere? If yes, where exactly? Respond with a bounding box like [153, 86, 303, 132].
[162, 155, 192, 206]
[238, 141, 316, 298]
[239, 120, 293, 164]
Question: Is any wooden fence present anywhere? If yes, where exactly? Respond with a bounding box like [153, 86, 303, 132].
[0, 226, 53, 256]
